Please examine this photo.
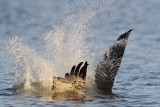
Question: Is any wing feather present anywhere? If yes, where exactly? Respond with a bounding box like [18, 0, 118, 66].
[95, 29, 132, 93]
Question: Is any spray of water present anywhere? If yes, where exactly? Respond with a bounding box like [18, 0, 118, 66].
[7, 37, 55, 91]
[7, 10, 96, 95]
[43, 11, 96, 76]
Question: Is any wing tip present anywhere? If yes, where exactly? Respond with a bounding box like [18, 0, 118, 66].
[128, 29, 133, 32]
[85, 61, 89, 66]
[117, 29, 133, 41]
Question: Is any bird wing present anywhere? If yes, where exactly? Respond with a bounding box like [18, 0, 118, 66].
[95, 29, 132, 94]
[65, 61, 89, 92]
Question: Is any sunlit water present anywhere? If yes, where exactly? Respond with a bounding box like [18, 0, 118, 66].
[0, 0, 160, 106]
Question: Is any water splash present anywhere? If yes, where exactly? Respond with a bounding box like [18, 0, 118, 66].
[7, 37, 55, 91]
[43, 11, 95, 77]
[7, 10, 96, 94]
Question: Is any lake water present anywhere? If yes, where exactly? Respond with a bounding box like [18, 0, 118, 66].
[0, 0, 160, 106]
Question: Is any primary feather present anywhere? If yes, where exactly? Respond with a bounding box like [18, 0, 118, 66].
[51, 29, 132, 98]
[51, 61, 89, 98]
[95, 29, 132, 94]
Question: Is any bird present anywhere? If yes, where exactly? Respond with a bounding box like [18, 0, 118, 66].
[51, 29, 132, 99]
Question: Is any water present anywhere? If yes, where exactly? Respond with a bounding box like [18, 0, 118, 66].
[0, 0, 160, 106]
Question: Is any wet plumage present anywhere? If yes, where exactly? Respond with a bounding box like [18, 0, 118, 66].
[95, 29, 132, 94]
[52, 62, 89, 98]
[51, 30, 132, 97]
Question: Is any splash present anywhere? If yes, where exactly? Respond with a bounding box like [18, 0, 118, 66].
[43, 11, 95, 77]
[7, 10, 96, 94]
[7, 37, 55, 91]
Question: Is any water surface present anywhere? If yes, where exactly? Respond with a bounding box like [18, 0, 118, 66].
[0, 0, 160, 106]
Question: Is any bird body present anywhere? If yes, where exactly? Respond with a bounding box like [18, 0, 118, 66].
[51, 30, 132, 98]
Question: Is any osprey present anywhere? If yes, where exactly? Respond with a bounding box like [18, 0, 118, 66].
[51, 29, 132, 98]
